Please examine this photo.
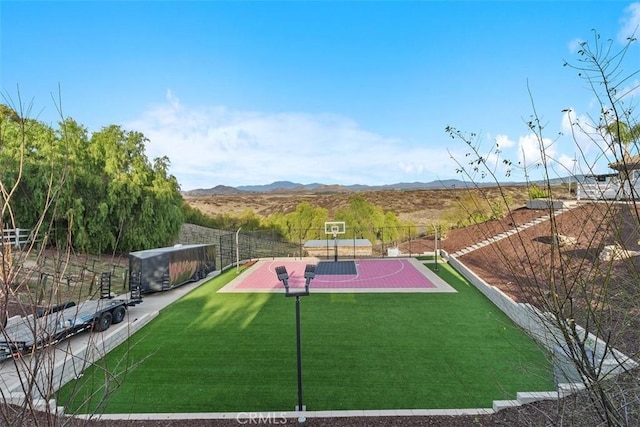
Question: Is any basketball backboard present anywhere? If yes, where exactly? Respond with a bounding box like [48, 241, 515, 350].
[324, 221, 346, 237]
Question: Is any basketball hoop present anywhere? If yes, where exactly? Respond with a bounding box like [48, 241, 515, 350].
[324, 221, 346, 262]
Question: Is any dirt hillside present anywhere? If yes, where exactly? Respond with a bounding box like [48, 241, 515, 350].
[184, 185, 543, 224]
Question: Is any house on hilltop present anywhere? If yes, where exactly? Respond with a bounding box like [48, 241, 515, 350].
[577, 155, 640, 201]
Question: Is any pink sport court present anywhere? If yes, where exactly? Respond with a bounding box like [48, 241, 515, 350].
[219, 258, 457, 293]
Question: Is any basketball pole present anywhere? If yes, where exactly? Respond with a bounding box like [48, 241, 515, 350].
[275, 264, 315, 422]
[295, 295, 304, 416]
[324, 221, 345, 263]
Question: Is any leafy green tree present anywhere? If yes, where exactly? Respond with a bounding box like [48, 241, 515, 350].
[53, 118, 96, 251]
[0, 104, 20, 122]
[88, 126, 184, 252]
[441, 190, 498, 228]
[0, 117, 57, 229]
[381, 211, 402, 244]
[238, 208, 261, 230]
[287, 201, 329, 241]
[0, 95, 190, 426]
[528, 183, 548, 199]
[262, 211, 288, 235]
[335, 195, 387, 241]
[1, 112, 185, 254]
[604, 121, 640, 156]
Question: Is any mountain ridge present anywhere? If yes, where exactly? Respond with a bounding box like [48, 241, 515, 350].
[182, 179, 534, 196]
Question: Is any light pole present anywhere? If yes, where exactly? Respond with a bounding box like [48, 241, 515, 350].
[572, 156, 578, 199]
[236, 227, 242, 274]
[432, 223, 439, 272]
[275, 264, 316, 423]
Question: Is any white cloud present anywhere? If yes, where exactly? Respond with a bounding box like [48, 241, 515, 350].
[560, 108, 597, 153]
[126, 93, 456, 189]
[561, 108, 614, 154]
[440, 109, 617, 183]
[568, 37, 585, 54]
[397, 162, 425, 174]
[617, 79, 640, 103]
[555, 153, 578, 177]
[618, 2, 640, 44]
[495, 134, 515, 149]
[518, 133, 556, 173]
[438, 133, 520, 182]
[554, 108, 620, 176]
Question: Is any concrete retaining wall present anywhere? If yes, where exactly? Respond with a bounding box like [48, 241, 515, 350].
[525, 199, 567, 210]
[444, 251, 558, 350]
[443, 250, 638, 380]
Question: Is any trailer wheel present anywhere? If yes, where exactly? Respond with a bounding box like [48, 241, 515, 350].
[93, 311, 112, 332]
[111, 306, 126, 324]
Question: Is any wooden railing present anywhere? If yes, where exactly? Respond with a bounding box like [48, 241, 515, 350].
[1, 228, 34, 248]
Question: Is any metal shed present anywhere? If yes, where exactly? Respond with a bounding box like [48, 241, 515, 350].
[303, 239, 372, 258]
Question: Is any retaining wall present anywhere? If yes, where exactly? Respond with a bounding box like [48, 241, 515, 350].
[443, 250, 638, 380]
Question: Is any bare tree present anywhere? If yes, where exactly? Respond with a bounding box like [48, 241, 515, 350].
[0, 93, 137, 426]
[446, 32, 640, 426]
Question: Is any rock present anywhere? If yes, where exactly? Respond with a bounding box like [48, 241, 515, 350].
[552, 234, 577, 247]
[599, 244, 639, 261]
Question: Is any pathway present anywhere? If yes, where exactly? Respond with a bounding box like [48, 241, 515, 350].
[449, 204, 577, 258]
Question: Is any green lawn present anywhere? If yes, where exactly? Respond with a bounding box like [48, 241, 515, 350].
[58, 262, 554, 414]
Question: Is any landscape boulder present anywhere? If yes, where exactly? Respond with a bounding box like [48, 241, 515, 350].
[552, 234, 577, 247]
[599, 244, 639, 261]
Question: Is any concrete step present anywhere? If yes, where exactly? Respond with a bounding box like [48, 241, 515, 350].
[447, 205, 578, 263]
[516, 391, 558, 404]
[492, 400, 520, 412]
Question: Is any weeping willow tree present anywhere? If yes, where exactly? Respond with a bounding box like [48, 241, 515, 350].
[0, 108, 184, 254]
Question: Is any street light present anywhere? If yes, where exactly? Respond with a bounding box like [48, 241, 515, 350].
[275, 264, 315, 423]
[432, 223, 439, 272]
[236, 227, 242, 274]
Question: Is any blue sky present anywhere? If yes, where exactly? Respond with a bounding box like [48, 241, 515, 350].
[1, 1, 639, 190]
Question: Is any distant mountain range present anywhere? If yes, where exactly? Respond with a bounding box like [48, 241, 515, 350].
[181, 178, 551, 196]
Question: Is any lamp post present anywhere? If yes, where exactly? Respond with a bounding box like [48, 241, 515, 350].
[432, 223, 439, 272]
[275, 264, 316, 423]
[236, 227, 242, 274]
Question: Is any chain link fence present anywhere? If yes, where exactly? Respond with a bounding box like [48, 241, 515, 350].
[178, 223, 433, 272]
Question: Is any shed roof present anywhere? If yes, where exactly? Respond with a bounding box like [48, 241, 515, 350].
[303, 239, 372, 248]
[609, 154, 640, 171]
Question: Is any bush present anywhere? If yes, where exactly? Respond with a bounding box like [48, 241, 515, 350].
[528, 184, 548, 199]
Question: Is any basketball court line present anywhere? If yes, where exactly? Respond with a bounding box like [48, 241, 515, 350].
[218, 257, 457, 294]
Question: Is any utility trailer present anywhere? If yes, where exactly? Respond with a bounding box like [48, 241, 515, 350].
[0, 279, 143, 361]
[129, 243, 216, 293]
